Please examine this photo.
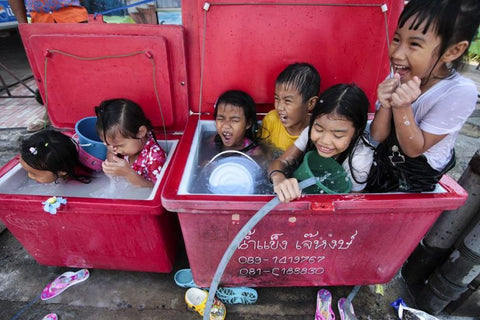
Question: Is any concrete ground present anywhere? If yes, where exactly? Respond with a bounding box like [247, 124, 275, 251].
[1, 30, 480, 320]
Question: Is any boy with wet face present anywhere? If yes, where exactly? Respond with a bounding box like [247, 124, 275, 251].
[260, 63, 321, 151]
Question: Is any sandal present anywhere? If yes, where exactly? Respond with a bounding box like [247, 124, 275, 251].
[174, 269, 257, 304]
[41, 269, 90, 300]
[315, 289, 335, 320]
[216, 287, 258, 305]
[174, 268, 198, 288]
[185, 287, 226, 320]
[27, 117, 51, 132]
[42, 313, 58, 320]
[338, 298, 357, 320]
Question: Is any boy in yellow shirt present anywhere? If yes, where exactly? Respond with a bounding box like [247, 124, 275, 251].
[260, 63, 320, 151]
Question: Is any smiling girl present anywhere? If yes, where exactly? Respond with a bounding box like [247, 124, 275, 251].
[269, 83, 373, 202]
[367, 0, 480, 192]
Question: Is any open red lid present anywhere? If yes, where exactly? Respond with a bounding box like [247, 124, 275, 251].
[19, 21, 189, 132]
[183, 0, 403, 113]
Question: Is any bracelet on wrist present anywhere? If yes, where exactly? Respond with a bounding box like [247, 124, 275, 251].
[268, 169, 286, 184]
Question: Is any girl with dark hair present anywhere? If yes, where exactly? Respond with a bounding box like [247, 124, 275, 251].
[367, 0, 480, 192]
[20, 130, 91, 184]
[269, 83, 373, 203]
[95, 98, 166, 187]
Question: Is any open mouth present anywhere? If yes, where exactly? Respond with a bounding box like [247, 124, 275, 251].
[393, 64, 408, 75]
[221, 132, 232, 143]
[316, 145, 335, 155]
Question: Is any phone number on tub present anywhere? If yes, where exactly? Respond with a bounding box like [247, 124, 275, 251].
[239, 267, 325, 277]
[237, 255, 326, 265]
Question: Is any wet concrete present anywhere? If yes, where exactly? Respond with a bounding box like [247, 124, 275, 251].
[0, 229, 413, 320]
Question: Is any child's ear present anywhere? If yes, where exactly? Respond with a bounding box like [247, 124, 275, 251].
[307, 96, 318, 112]
[442, 40, 469, 63]
[136, 125, 148, 138]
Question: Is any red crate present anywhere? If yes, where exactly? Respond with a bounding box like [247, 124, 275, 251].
[0, 21, 189, 272]
[161, 0, 468, 286]
[162, 117, 467, 287]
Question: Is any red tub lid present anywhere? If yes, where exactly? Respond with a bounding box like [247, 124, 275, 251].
[183, 0, 403, 113]
[19, 21, 189, 132]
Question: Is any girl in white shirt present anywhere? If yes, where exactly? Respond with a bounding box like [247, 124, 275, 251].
[367, 0, 479, 192]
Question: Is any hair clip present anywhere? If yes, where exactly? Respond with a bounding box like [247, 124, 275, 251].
[319, 99, 324, 103]
[29, 147, 38, 155]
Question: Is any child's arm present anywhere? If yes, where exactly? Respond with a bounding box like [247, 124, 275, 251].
[269, 144, 304, 203]
[102, 156, 154, 187]
[8, 0, 28, 24]
[390, 77, 447, 157]
[370, 75, 399, 142]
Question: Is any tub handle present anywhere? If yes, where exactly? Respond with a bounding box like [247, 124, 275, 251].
[71, 133, 94, 147]
[206, 150, 260, 169]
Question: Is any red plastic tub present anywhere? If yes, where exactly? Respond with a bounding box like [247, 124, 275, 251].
[0, 21, 189, 272]
[162, 118, 468, 287]
[161, 0, 468, 287]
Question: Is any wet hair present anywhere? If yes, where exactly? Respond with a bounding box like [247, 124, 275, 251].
[95, 98, 155, 145]
[398, 0, 480, 71]
[213, 90, 259, 153]
[275, 63, 321, 103]
[20, 130, 90, 183]
[306, 83, 372, 184]
[214, 90, 258, 141]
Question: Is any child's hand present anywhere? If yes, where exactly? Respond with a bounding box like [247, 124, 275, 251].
[273, 178, 302, 203]
[377, 73, 400, 109]
[102, 155, 134, 178]
[391, 76, 421, 109]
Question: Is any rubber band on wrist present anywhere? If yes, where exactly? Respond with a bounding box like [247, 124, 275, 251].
[268, 169, 286, 184]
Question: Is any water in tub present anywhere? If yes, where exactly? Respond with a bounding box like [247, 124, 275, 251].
[184, 122, 278, 195]
[0, 140, 177, 200]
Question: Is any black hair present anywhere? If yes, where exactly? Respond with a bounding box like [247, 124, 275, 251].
[20, 130, 90, 183]
[398, 0, 480, 71]
[214, 90, 259, 153]
[214, 90, 258, 139]
[306, 83, 372, 184]
[95, 98, 155, 145]
[275, 63, 321, 103]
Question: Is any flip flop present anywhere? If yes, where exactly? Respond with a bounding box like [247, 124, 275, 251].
[174, 268, 197, 288]
[338, 298, 357, 320]
[42, 313, 58, 320]
[174, 269, 257, 304]
[41, 269, 90, 300]
[185, 287, 226, 320]
[216, 287, 258, 305]
[315, 289, 335, 320]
